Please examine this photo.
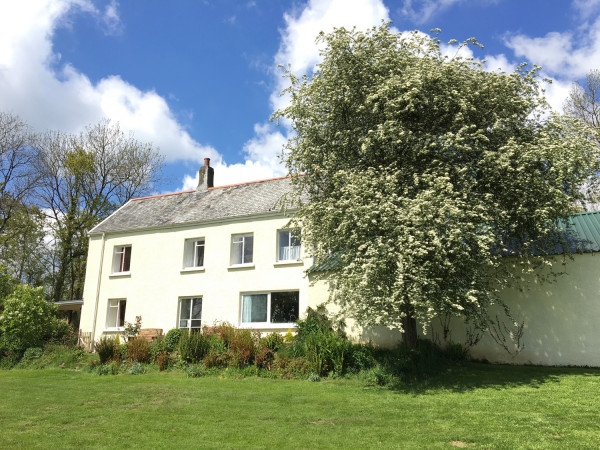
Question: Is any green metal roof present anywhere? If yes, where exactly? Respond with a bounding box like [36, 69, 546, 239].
[308, 211, 600, 272]
[563, 210, 600, 252]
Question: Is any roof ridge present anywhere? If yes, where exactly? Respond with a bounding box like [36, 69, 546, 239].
[208, 175, 294, 190]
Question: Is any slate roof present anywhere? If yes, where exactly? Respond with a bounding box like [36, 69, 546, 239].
[90, 176, 300, 234]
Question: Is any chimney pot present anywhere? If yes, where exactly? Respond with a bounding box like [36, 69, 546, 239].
[204, 157, 210, 167]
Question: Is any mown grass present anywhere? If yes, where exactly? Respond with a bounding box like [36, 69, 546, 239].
[1, 363, 599, 448]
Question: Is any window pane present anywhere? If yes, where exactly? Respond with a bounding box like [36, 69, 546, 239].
[107, 304, 118, 328]
[278, 230, 290, 260]
[179, 319, 188, 328]
[183, 240, 194, 267]
[122, 246, 131, 272]
[190, 319, 202, 328]
[231, 238, 243, 265]
[118, 300, 127, 327]
[195, 240, 204, 267]
[243, 235, 253, 263]
[191, 298, 202, 320]
[180, 298, 191, 321]
[270, 291, 299, 323]
[242, 294, 267, 323]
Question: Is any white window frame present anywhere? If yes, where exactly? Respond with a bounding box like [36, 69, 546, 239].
[106, 298, 126, 331]
[112, 245, 131, 274]
[178, 296, 203, 331]
[240, 290, 299, 329]
[277, 229, 301, 262]
[182, 238, 205, 271]
[230, 233, 254, 267]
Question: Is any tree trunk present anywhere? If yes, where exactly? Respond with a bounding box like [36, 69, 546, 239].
[402, 311, 418, 349]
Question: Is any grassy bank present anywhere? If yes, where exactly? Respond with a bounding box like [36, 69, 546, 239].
[1, 363, 599, 448]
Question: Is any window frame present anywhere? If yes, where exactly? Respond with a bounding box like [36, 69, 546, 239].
[230, 233, 254, 267]
[182, 237, 205, 270]
[111, 245, 131, 274]
[277, 229, 302, 262]
[240, 290, 300, 328]
[105, 298, 126, 330]
[177, 296, 203, 331]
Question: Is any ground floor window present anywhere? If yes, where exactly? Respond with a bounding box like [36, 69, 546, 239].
[106, 299, 126, 329]
[241, 291, 299, 325]
[179, 297, 202, 330]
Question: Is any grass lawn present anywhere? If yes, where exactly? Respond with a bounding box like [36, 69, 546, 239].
[0, 363, 599, 449]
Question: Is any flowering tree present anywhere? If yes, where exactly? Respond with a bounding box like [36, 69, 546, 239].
[275, 24, 600, 348]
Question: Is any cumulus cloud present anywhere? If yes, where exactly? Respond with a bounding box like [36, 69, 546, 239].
[505, 17, 600, 79]
[0, 0, 219, 169]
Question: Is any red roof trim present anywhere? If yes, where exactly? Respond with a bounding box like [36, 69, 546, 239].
[131, 174, 304, 201]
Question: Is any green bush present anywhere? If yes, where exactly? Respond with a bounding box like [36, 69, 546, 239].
[164, 328, 183, 352]
[150, 336, 167, 362]
[128, 337, 150, 363]
[128, 362, 147, 375]
[261, 332, 284, 352]
[185, 364, 206, 378]
[179, 331, 209, 363]
[0, 285, 57, 353]
[49, 321, 78, 347]
[22, 347, 43, 361]
[95, 336, 116, 364]
[346, 344, 376, 373]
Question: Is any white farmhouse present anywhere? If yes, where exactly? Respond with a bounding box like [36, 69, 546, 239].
[79, 158, 600, 366]
[79, 158, 317, 349]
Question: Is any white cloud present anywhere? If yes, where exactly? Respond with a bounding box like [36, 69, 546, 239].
[0, 0, 219, 170]
[505, 17, 600, 79]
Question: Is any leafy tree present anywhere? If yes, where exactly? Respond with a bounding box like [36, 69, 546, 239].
[0, 112, 39, 235]
[564, 69, 600, 145]
[0, 284, 57, 353]
[36, 119, 164, 301]
[275, 24, 599, 348]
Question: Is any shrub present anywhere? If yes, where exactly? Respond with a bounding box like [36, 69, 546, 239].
[203, 350, 230, 368]
[150, 336, 167, 362]
[261, 332, 284, 352]
[95, 336, 116, 364]
[212, 322, 236, 347]
[22, 347, 43, 361]
[164, 328, 183, 352]
[347, 344, 376, 372]
[308, 372, 321, 382]
[49, 320, 78, 347]
[185, 364, 205, 378]
[156, 352, 169, 371]
[229, 329, 256, 367]
[179, 331, 209, 363]
[128, 362, 147, 375]
[124, 316, 142, 339]
[128, 337, 150, 363]
[0, 285, 57, 353]
[255, 345, 274, 370]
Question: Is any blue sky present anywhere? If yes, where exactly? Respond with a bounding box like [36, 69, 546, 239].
[1, 0, 599, 193]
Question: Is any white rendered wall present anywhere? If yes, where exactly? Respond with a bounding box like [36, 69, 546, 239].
[79, 215, 311, 342]
[308, 253, 600, 366]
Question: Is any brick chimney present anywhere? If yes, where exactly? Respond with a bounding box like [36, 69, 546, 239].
[197, 157, 214, 191]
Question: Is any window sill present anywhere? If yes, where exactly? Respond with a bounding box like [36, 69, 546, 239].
[240, 323, 297, 330]
[109, 272, 131, 278]
[227, 263, 255, 270]
[180, 267, 205, 274]
[103, 327, 125, 333]
[273, 260, 304, 267]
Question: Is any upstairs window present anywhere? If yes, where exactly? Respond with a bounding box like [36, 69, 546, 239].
[277, 229, 301, 261]
[231, 233, 253, 266]
[183, 238, 205, 268]
[112, 245, 131, 273]
[241, 291, 299, 325]
[178, 297, 202, 330]
[106, 299, 126, 329]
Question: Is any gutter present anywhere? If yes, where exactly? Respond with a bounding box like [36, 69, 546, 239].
[89, 232, 106, 352]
